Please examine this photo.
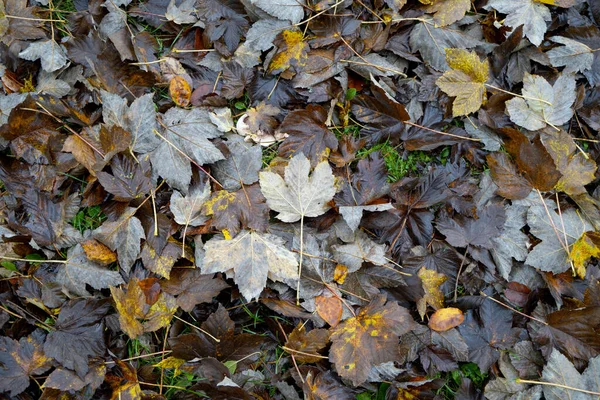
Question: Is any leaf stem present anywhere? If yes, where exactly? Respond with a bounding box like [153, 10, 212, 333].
[0, 256, 67, 264]
[479, 291, 548, 326]
[296, 215, 304, 305]
[485, 84, 553, 106]
[454, 246, 469, 303]
[404, 121, 482, 142]
[515, 378, 600, 396]
[172, 315, 221, 342]
[281, 345, 328, 359]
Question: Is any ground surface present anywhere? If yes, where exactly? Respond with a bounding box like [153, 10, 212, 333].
[1, 0, 600, 399]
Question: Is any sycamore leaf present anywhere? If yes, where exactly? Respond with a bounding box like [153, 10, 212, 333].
[425, 0, 471, 27]
[259, 153, 336, 223]
[55, 244, 124, 296]
[525, 200, 592, 273]
[100, 91, 159, 154]
[160, 269, 229, 312]
[44, 299, 110, 378]
[541, 349, 600, 400]
[569, 231, 600, 279]
[213, 134, 262, 191]
[491, 204, 529, 279]
[541, 130, 597, 195]
[268, 29, 309, 75]
[93, 207, 145, 274]
[111, 278, 178, 339]
[547, 36, 594, 73]
[329, 295, 416, 386]
[332, 230, 388, 273]
[285, 324, 330, 363]
[202, 230, 299, 300]
[250, 0, 305, 24]
[150, 107, 224, 192]
[169, 182, 211, 227]
[436, 48, 489, 117]
[18, 40, 68, 73]
[0, 330, 52, 397]
[506, 73, 576, 131]
[96, 154, 152, 201]
[485, 0, 551, 46]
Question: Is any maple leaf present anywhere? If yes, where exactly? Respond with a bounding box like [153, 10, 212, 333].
[490, 204, 529, 279]
[436, 48, 489, 117]
[150, 107, 224, 192]
[277, 105, 339, 167]
[96, 155, 152, 201]
[487, 152, 532, 200]
[485, 0, 551, 46]
[0, 330, 52, 397]
[19, 40, 68, 73]
[329, 295, 415, 386]
[437, 204, 505, 250]
[100, 91, 159, 154]
[425, 0, 471, 27]
[169, 181, 211, 227]
[332, 230, 388, 273]
[160, 269, 229, 312]
[525, 200, 592, 273]
[202, 230, 299, 300]
[541, 130, 597, 195]
[55, 244, 124, 296]
[213, 134, 262, 190]
[268, 29, 309, 75]
[44, 299, 110, 378]
[540, 350, 600, 400]
[259, 153, 336, 223]
[0, 0, 46, 46]
[547, 36, 594, 74]
[44, 364, 106, 393]
[203, 184, 270, 236]
[111, 278, 178, 339]
[304, 370, 356, 400]
[506, 73, 576, 131]
[570, 231, 600, 279]
[250, 0, 305, 24]
[93, 207, 145, 274]
[285, 324, 330, 363]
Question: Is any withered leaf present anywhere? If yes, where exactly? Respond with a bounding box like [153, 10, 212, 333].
[44, 299, 110, 378]
[285, 324, 330, 363]
[268, 29, 309, 75]
[160, 269, 229, 312]
[429, 308, 465, 332]
[96, 154, 152, 202]
[169, 76, 192, 107]
[111, 278, 178, 339]
[0, 330, 52, 397]
[329, 295, 415, 386]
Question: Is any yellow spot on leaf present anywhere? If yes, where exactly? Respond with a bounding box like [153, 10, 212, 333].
[570, 231, 600, 278]
[268, 30, 308, 74]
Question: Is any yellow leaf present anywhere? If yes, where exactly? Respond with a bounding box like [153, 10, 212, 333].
[268, 30, 308, 75]
[154, 356, 185, 377]
[425, 0, 471, 27]
[570, 231, 600, 279]
[428, 307, 465, 332]
[82, 239, 117, 266]
[333, 264, 348, 284]
[417, 267, 447, 319]
[169, 76, 191, 107]
[535, 0, 575, 8]
[435, 48, 489, 117]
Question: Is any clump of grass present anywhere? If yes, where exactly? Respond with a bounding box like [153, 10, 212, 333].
[71, 206, 106, 233]
[357, 142, 435, 182]
[437, 362, 488, 399]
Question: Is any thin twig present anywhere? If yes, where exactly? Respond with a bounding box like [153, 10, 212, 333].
[173, 315, 221, 342]
[479, 292, 548, 326]
[515, 379, 600, 396]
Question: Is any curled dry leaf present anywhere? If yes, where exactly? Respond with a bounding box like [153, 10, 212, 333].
[429, 307, 465, 332]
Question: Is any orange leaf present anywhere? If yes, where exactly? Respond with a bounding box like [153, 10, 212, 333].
[315, 295, 343, 327]
[169, 76, 191, 107]
[428, 307, 465, 332]
[82, 239, 117, 266]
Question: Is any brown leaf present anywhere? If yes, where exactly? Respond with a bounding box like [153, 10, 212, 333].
[106, 359, 142, 400]
[169, 76, 192, 107]
[160, 269, 229, 312]
[315, 295, 343, 327]
[329, 295, 416, 386]
[428, 307, 465, 332]
[285, 324, 330, 363]
[487, 152, 532, 199]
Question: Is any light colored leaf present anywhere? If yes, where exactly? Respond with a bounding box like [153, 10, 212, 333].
[547, 36, 594, 73]
[436, 48, 489, 116]
[18, 40, 67, 72]
[250, 0, 305, 24]
[93, 207, 145, 274]
[245, 19, 290, 52]
[259, 153, 336, 223]
[338, 203, 394, 232]
[541, 349, 585, 400]
[169, 182, 211, 227]
[491, 204, 529, 279]
[202, 230, 299, 300]
[165, 0, 197, 24]
[332, 230, 388, 273]
[485, 0, 551, 46]
[55, 244, 124, 296]
[506, 73, 576, 131]
[213, 134, 262, 191]
[425, 0, 471, 27]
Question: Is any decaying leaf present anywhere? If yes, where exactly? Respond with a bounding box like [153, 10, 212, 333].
[169, 76, 192, 107]
[330, 295, 416, 386]
[429, 308, 465, 332]
[569, 231, 600, 278]
[285, 324, 330, 363]
[417, 267, 448, 318]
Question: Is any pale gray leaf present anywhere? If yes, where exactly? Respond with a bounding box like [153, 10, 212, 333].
[485, 355, 527, 400]
[210, 108, 234, 132]
[213, 134, 262, 190]
[166, 0, 198, 24]
[547, 36, 594, 74]
[245, 19, 290, 52]
[202, 230, 299, 300]
[491, 204, 529, 279]
[55, 244, 124, 296]
[485, 0, 550, 46]
[0, 93, 27, 127]
[339, 203, 394, 232]
[465, 121, 503, 151]
[506, 73, 576, 131]
[99, 2, 126, 37]
[367, 362, 404, 383]
[409, 19, 482, 71]
[19, 40, 68, 73]
[347, 53, 406, 78]
[581, 355, 600, 399]
[332, 230, 388, 273]
[36, 71, 70, 97]
[525, 202, 591, 273]
[169, 182, 210, 227]
[432, 329, 469, 362]
[259, 153, 336, 223]
[151, 108, 224, 192]
[541, 349, 585, 400]
[250, 0, 305, 24]
[93, 208, 145, 273]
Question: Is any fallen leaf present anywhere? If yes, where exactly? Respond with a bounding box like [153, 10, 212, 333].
[268, 29, 309, 75]
[429, 308, 465, 332]
[81, 239, 117, 266]
[417, 267, 448, 319]
[315, 295, 343, 327]
[569, 231, 600, 278]
[169, 76, 192, 107]
[285, 324, 330, 363]
[426, 0, 471, 28]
